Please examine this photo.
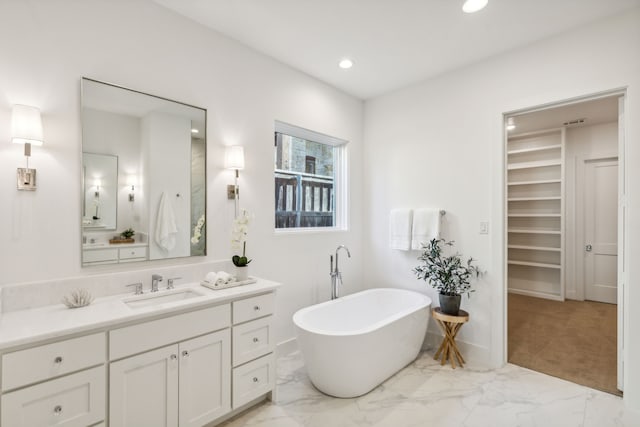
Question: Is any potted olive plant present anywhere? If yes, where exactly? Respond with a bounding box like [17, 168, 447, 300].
[413, 238, 481, 315]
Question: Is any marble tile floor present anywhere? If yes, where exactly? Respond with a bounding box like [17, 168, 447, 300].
[222, 350, 629, 427]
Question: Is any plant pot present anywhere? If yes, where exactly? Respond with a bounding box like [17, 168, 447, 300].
[439, 294, 461, 315]
[235, 266, 249, 282]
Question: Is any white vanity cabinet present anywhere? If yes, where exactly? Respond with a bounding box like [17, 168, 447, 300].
[82, 244, 148, 266]
[231, 293, 276, 409]
[109, 305, 231, 427]
[0, 333, 106, 427]
[110, 330, 230, 427]
[0, 285, 278, 427]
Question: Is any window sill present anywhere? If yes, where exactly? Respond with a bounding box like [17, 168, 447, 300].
[274, 227, 348, 236]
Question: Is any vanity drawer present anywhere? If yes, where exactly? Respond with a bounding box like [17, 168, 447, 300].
[119, 246, 147, 261]
[83, 248, 118, 263]
[233, 316, 274, 367]
[110, 304, 230, 360]
[1, 365, 105, 427]
[2, 333, 105, 391]
[232, 353, 275, 409]
[233, 293, 274, 325]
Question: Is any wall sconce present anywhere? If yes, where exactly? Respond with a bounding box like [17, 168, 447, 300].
[224, 145, 245, 217]
[127, 175, 137, 202]
[11, 104, 44, 191]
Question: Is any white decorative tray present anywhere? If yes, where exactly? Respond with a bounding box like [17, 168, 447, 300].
[200, 277, 257, 291]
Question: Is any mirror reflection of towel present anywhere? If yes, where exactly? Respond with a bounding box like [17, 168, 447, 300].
[155, 192, 177, 251]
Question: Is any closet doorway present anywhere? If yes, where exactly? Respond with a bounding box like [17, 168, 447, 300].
[504, 92, 625, 396]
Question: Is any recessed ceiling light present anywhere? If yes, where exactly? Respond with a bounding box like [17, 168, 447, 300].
[191, 128, 199, 134]
[462, 0, 488, 13]
[339, 59, 353, 69]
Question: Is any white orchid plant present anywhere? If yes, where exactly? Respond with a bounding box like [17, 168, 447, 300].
[191, 214, 205, 244]
[231, 210, 252, 267]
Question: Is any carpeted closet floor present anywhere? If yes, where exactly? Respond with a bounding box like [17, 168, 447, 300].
[508, 293, 620, 396]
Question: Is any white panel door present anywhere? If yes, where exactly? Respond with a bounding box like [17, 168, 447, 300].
[584, 159, 618, 304]
[110, 344, 179, 427]
[178, 329, 231, 427]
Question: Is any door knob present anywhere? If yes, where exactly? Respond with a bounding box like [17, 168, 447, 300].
[586, 244, 593, 252]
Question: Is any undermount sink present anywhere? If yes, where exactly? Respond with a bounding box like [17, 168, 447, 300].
[123, 288, 205, 309]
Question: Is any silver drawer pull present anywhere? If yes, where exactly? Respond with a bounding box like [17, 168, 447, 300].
[253, 337, 259, 343]
[182, 350, 190, 358]
[254, 305, 260, 311]
[252, 377, 259, 383]
[54, 405, 63, 415]
[54, 356, 63, 364]
[170, 354, 177, 360]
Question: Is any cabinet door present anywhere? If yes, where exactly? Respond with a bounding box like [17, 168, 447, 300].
[179, 329, 231, 427]
[110, 345, 179, 427]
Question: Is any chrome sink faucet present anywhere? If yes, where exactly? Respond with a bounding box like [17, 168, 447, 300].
[151, 274, 163, 292]
[330, 245, 351, 300]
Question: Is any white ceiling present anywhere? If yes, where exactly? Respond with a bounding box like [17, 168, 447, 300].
[154, 0, 640, 100]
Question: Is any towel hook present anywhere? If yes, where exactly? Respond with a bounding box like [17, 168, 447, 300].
[440, 210, 446, 216]
[176, 193, 181, 198]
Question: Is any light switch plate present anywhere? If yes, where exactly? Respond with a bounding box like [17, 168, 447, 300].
[479, 221, 489, 234]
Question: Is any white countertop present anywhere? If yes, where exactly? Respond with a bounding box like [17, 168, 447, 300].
[0, 278, 281, 351]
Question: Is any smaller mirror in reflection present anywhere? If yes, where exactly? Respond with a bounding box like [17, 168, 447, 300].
[82, 153, 118, 230]
[81, 77, 206, 266]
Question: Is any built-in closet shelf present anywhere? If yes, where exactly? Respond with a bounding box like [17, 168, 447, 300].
[507, 126, 565, 302]
[507, 144, 562, 155]
[507, 196, 561, 202]
[507, 260, 561, 269]
[507, 245, 561, 252]
[508, 229, 561, 235]
[507, 159, 562, 170]
[508, 179, 562, 186]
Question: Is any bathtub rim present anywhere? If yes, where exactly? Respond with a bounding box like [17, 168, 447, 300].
[293, 287, 432, 337]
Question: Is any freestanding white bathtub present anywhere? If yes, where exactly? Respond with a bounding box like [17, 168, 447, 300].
[293, 288, 431, 398]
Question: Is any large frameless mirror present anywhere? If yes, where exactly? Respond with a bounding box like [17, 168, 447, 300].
[81, 77, 206, 266]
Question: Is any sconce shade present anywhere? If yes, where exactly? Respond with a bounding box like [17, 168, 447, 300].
[224, 146, 245, 170]
[11, 105, 44, 146]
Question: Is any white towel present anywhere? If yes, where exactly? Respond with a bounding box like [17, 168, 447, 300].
[390, 209, 413, 250]
[411, 208, 441, 250]
[155, 192, 178, 251]
[203, 271, 236, 286]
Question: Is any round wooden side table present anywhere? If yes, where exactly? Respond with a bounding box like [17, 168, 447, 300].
[432, 307, 469, 369]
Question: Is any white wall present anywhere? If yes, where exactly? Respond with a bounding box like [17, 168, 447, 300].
[363, 9, 640, 412]
[565, 122, 618, 300]
[0, 0, 363, 352]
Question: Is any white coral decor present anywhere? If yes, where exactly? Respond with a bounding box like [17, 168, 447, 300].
[62, 288, 94, 309]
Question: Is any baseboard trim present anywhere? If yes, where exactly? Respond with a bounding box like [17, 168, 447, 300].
[276, 337, 298, 358]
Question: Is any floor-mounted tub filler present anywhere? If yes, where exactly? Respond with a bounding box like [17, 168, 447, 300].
[293, 288, 431, 398]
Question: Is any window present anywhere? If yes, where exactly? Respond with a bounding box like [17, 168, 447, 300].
[274, 121, 347, 230]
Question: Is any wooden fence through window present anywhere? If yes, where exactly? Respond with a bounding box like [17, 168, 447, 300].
[275, 170, 334, 228]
